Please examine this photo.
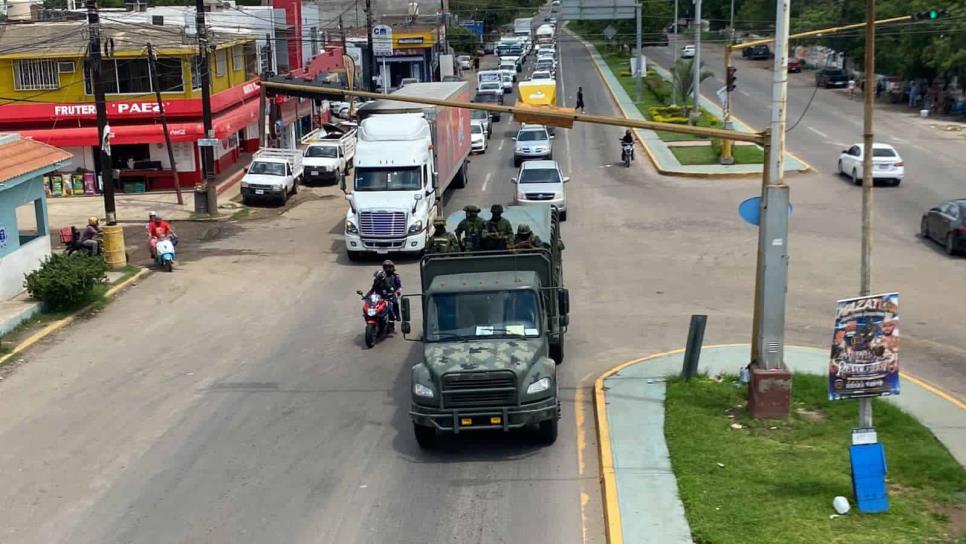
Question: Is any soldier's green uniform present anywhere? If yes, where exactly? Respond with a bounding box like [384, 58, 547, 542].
[482, 204, 514, 250]
[428, 217, 460, 254]
[510, 223, 543, 250]
[455, 205, 485, 251]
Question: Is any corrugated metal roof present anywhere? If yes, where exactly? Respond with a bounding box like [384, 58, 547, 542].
[0, 136, 72, 184]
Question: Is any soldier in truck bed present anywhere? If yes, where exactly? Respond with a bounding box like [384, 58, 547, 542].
[455, 205, 485, 251]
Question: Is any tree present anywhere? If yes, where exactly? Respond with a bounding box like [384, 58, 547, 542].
[448, 25, 479, 54]
[670, 58, 713, 118]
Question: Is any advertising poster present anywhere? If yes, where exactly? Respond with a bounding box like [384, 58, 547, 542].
[828, 292, 901, 400]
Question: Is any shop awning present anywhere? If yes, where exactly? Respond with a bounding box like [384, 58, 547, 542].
[15, 99, 260, 148]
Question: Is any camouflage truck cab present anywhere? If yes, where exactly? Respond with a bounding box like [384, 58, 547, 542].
[401, 205, 569, 448]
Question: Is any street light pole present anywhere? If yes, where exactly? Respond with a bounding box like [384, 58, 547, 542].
[691, 0, 701, 119]
[194, 0, 217, 214]
[672, 0, 678, 105]
[635, 3, 642, 102]
[859, 0, 876, 428]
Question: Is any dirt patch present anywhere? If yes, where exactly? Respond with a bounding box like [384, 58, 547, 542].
[795, 408, 827, 422]
[937, 504, 966, 537]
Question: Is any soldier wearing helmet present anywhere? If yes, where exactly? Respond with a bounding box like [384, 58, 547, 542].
[455, 204, 485, 251]
[79, 216, 102, 255]
[367, 259, 402, 324]
[482, 204, 513, 250]
[428, 216, 459, 254]
[510, 223, 543, 250]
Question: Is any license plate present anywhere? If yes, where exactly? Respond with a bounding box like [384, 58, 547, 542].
[877, 165, 889, 170]
[254, 189, 264, 195]
[311, 170, 319, 175]
[376, 249, 389, 255]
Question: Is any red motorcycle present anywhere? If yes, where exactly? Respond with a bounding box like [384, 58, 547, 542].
[357, 290, 392, 348]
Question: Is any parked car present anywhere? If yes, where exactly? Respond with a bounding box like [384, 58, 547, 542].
[513, 124, 553, 166]
[837, 143, 904, 186]
[470, 120, 487, 154]
[457, 55, 472, 70]
[921, 199, 966, 255]
[787, 58, 802, 73]
[816, 68, 848, 88]
[681, 44, 696, 59]
[743, 44, 770, 60]
[471, 108, 492, 137]
[512, 159, 569, 221]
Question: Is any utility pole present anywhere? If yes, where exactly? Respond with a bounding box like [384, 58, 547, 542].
[719, 0, 736, 164]
[365, 0, 376, 92]
[672, 0, 678, 105]
[147, 43, 183, 205]
[747, 0, 791, 418]
[859, 0, 875, 428]
[691, 0, 701, 120]
[195, 0, 217, 214]
[635, 2, 642, 102]
[85, 0, 116, 225]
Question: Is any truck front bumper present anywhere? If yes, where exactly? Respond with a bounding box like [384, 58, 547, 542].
[304, 169, 339, 183]
[241, 185, 285, 200]
[410, 397, 558, 433]
[345, 232, 427, 254]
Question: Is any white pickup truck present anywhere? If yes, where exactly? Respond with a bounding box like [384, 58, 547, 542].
[302, 123, 357, 185]
[240, 148, 304, 205]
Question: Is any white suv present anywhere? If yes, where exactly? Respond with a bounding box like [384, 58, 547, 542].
[512, 160, 569, 221]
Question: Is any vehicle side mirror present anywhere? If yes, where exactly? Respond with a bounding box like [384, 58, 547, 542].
[550, 135, 555, 139]
[401, 297, 411, 322]
[562, 176, 570, 183]
[558, 288, 570, 315]
[414, 193, 423, 201]
[842, 150, 849, 154]
[356, 290, 364, 296]
[510, 177, 518, 183]
[512, 136, 517, 141]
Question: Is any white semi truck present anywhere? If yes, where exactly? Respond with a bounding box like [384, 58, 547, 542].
[343, 82, 472, 259]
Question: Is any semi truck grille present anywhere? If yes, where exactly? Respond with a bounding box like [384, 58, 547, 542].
[442, 371, 516, 407]
[525, 193, 555, 200]
[359, 211, 407, 237]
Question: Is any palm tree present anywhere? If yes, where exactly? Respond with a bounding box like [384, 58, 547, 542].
[671, 58, 714, 120]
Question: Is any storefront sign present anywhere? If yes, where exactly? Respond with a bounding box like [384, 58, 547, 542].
[397, 37, 425, 45]
[372, 25, 394, 56]
[828, 292, 901, 400]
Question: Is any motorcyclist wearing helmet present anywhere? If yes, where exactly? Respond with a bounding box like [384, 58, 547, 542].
[146, 211, 177, 259]
[620, 129, 635, 160]
[79, 216, 102, 256]
[367, 259, 402, 323]
[482, 204, 513, 250]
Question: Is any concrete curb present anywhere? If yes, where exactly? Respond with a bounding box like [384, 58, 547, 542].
[0, 267, 150, 368]
[594, 343, 966, 543]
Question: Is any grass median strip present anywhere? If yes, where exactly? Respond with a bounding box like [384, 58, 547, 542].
[665, 374, 966, 544]
[671, 145, 766, 165]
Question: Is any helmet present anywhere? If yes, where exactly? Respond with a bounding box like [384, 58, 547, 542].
[382, 259, 395, 267]
[517, 223, 532, 235]
[148, 211, 158, 218]
[625, 129, 632, 136]
[432, 216, 446, 226]
[490, 204, 503, 214]
[88, 216, 99, 226]
[463, 205, 480, 214]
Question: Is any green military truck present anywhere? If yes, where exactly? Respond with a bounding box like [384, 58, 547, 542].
[400, 204, 569, 448]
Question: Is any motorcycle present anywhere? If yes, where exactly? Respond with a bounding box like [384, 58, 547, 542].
[620, 140, 634, 168]
[154, 236, 176, 272]
[59, 226, 102, 256]
[356, 290, 392, 348]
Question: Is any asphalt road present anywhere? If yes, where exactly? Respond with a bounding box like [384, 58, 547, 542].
[0, 18, 963, 544]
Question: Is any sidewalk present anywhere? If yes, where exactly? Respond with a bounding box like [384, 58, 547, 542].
[43, 157, 248, 229]
[569, 30, 810, 177]
[597, 344, 966, 543]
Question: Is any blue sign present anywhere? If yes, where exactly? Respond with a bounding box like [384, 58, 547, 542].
[738, 196, 793, 226]
[850, 443, 889, 513]
[460, 20, 485, 41]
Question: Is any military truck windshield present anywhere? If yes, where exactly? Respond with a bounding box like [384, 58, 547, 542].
[355, 167, 421, 191]
[249, 161, 285, 176]
[305, 145, 338, 158]
[427, 290, 541, 341]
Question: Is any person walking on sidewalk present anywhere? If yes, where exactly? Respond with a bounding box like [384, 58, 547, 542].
[575, 87, 585, 113]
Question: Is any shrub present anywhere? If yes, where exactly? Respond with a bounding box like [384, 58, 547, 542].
[644, 74, 672, 104]
[651, 114, 689, 124]
[648, 105, 686, 119]
[24, 253, 108, 311]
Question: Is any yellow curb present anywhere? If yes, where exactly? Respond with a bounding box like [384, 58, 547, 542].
[0, 268, 150, 368]
[592, 342, 964, 543]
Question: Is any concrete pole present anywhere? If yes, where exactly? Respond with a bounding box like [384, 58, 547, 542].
[859, 0, 876, 428]
[756, 0, 791, 370]
[635, 3, 642, 102]
[691, 0, 701, 118]
[672, 0, 678, 105]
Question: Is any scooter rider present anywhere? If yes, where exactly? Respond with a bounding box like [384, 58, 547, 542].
[620, 130, 635, 160]
[366, 259, 402, 325]
[79, 216, 102, 255]
[146, 211, 176, 259]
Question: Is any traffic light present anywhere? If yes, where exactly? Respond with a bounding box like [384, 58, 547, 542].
[726, 66, 737, 92]
[912, 8, 948, 20]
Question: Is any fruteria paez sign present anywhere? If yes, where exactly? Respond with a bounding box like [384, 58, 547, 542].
[828, 292, 901, 400]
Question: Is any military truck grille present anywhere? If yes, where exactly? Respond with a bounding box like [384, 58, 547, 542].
[525, 193, 555, 201]
[442, 371, 516, 407]
[359, 211, 407, 237]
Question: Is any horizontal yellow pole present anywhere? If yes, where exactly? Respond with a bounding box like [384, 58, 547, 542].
[732, 15, 912, 50]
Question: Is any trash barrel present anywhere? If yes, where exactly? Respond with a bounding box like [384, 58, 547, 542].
[194, 187, 208, 214]
[102, 224, 127, 270]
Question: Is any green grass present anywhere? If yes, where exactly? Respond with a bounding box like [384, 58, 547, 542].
[665, 374, 966, 544]
[670, 145, 765, 165]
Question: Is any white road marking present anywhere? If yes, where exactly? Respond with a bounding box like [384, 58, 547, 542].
[892, 136, 908, 144]
[738, 89, 751, 97]
[807, 126, 829, 138]
[499, 139, 505, 151]
[481, 172, 492, 192]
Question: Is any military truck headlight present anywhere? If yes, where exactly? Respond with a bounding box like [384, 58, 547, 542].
[408, 220, 424, 234]
[526, 377, 551, 395]
[413, 383, 434, 398]
[346, 220, 358, 234]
